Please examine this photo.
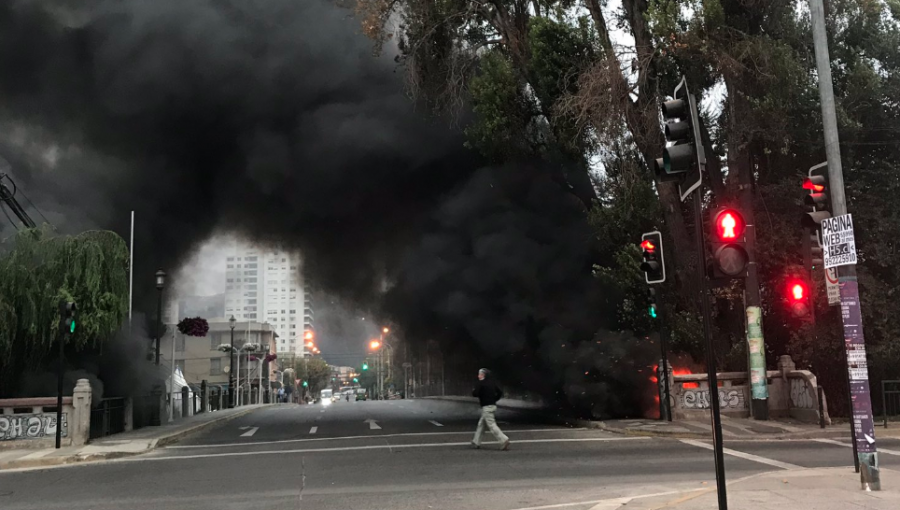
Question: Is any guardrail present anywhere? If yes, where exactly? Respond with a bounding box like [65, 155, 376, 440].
[882, 380, 900, 428]
[89, 397, 127, 439]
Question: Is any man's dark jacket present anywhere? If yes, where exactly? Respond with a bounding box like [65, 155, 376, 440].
[473, 377, 503, 407]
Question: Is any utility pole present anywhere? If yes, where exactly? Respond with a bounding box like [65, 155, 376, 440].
[809, 0, 880, 490]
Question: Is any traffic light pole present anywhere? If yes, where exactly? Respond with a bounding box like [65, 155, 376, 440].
[656, 300, 673, 422]
[810, 0, 879, 490]
[693, 189, 728, 509]
[737, 155, 769, 421]
[55, 304, 66, 449]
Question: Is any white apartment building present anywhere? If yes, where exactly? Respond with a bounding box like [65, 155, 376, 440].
[224, 246, 313, 355]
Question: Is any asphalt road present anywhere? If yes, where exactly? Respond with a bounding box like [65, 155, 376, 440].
[2, 398, 899, 510]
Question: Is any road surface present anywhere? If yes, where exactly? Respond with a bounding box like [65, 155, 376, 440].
[1, 398, 898, 510]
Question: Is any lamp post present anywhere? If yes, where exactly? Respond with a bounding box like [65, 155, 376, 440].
[229, 315, 236, 408]
[154, 270, 166, 366]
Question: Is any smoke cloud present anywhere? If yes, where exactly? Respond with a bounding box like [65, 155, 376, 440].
[0, 0, 652, 416]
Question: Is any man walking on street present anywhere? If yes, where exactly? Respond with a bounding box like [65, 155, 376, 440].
[471, 368, 510, 450]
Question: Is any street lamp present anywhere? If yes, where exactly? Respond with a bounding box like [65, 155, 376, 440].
[229, 315, 236, 408]
[154, 269, 166, 366]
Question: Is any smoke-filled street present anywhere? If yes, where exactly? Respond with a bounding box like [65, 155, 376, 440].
[4, 400, 900, 510]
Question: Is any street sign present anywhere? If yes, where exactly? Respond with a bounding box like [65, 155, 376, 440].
[821, 213, 857, 269]
[825, 267, 840, 306]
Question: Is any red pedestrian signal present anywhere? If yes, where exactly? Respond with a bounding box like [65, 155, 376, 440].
[714, 210, 745, 241]
[802, 178, 825, 193]
[709, 208, 748, 280]
[640, 240, 656, 252]
[788, 280, 811, 318]
[791, 283, 805, 301]
[640, 232, 665, 284]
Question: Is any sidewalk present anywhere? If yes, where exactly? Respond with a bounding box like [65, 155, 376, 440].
[626, 467, 900, 510]
[0, 404, 267, 470]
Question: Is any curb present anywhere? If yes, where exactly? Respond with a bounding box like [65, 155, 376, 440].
[0, 406, 266, 471]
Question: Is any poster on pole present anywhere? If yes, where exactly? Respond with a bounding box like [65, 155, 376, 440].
[840, 279, 878, 458]
[825, 267, 840, 306]
[821, 214, 857, 268]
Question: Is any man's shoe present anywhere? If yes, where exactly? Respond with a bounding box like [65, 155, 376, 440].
[471, 441, 480, 449]
[501, 440, 511, 451]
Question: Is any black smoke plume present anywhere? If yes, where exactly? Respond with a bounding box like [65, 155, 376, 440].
[0, 0, 653, 416]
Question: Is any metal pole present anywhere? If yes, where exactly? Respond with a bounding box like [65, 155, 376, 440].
[55, 305, 65, 449]
[155, 288, 162, 366]
[810, 0, 879, 490]
[229, 326, 235, 408]
[128, 211, 134, 328]
[656, 300, 673, 421]
[693, 188, 728, 509]
[169, 329, 176, 422]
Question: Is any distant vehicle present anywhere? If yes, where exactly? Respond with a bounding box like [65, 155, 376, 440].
[356, 389, 367, 401]
[320, 389, 333, 405]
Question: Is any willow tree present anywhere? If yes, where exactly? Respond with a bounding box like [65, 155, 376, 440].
[0, 228, 129, 391]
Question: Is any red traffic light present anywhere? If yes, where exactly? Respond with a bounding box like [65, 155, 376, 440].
[790, 283, 805, 301]
[714, 209, 745, 241]
[640, 240, 656, 252]
[802, 178, 825, 193]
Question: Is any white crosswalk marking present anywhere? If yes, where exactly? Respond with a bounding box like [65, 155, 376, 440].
[680, 439, 801, 469]
[813, 438, 900, 456]
[309, 426, 318, 434]
[240, 427, 259, 437]
[428, 420, 444, 427]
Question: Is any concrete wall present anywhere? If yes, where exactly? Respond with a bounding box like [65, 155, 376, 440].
[0, 379, 92, 449]
[667, 355, 830, 424]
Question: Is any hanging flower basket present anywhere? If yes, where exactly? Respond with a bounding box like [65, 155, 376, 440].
[177, 317, 209, 337]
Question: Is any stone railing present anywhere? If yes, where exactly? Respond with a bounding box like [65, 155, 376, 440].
[0, 379, 92, 449]
[666, 355, 830, 424]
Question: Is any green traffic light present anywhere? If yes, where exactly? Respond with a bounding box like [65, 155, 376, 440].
[353, 377, 358, 383]
[302, 381, 308, 387]
[649, 305, 657, 319]
[362, 363, 368, 370]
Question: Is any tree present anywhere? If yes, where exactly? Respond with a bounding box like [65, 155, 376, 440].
[293, 357, 331, 394]
[0, 228, 129, 393]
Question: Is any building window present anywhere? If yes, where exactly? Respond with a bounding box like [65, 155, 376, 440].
[176, 335, 185, 352]
[289, 310, 296, 314]
[247, 299, 257, 305]
[210, 358, 223, 375]
[227, 264, 234, 269]
[227, 279, 234, 283]
[211, 336, 221, 350]
[290, 325, 296, 329]
[227, 257, 234, 261]
[248, 313, 257, 319]
[246, 256, 257, 261]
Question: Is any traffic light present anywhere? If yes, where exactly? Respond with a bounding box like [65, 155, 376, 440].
[353, 377, 359, 383]
[787, 279, 811, 319]
[709, 208, 749, 279]
[302, 380, 308, 388]
[62, 302, 77, 334]
[802, 165, 831, 231]
[648, 288, 658, 319]
[362, 361, 369, 371]
[640, 231, 665, 284]
[653, 79, 705, 201]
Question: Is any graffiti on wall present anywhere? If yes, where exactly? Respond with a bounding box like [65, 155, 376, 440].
[682, 388, 746, 410]
[0, 413, 67, 441]
[790, 378, 816, 409]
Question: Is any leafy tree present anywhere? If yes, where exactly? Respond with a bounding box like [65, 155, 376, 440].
[0, 228, 129, 392]
[293, 357, 331, 394]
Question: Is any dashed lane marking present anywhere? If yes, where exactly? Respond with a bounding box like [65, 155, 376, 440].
[309, 427, 317, 435]
[428, 420, 444, 427]
[680, 439, 802, 469]
[240, 427, 259, 437]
